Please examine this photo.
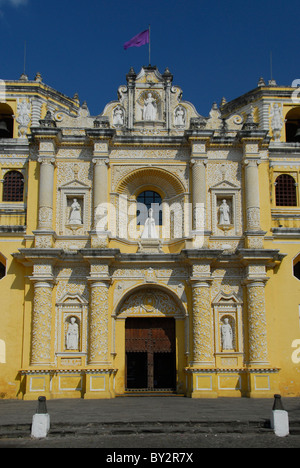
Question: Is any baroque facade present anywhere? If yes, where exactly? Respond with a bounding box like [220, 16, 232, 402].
[0, 67, 300, 399]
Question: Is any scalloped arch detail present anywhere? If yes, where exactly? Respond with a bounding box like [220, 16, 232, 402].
[115, 167, 185, 198]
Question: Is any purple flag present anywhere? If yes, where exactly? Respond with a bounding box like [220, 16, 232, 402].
[124, 29, 149, 50]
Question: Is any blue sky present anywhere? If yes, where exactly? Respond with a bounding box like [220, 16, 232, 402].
[0, 0, 299, 117]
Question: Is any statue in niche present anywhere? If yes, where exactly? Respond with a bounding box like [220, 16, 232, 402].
[113, 106, 124, 126]
[69, 198, 82, 225]
[143, 93, 157, 121]
[66, 317, 79, 350]
[221, 318, 233, 350]
[141, 208, 158, 239]
[219, 199, 231, 225]
[174, 106, 185, 126]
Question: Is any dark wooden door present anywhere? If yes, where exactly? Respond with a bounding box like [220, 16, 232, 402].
[125, 318, 176, 390]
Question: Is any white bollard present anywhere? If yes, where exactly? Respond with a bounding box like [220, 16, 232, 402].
[31, 396, 50, 439]
[271, 394, 289, 438]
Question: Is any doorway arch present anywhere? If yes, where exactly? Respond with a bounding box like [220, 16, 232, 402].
[115, 285, 187, 393]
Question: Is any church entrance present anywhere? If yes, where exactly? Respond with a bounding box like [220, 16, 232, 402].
[125, 317, 176, 391]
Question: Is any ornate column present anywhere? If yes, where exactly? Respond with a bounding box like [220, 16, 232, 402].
[93, 157, 109, 229]
[37, 157, 55, 231]
[86, 126, 115, 248]
[191, 280, 214, 366]
[185, 130, 213, 247]
[88, 280, 110, 365]
[243, 157, 261, 232]
[30, 280, 54, 366]
[245, 279, 269, 365]
[191, 158, 206, 233]
[240, 115, 268, 248]
[31, 116, 61, 248]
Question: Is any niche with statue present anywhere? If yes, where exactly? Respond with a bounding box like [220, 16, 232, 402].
[66, 196, 84, 231]
[212, 291, 244, 368]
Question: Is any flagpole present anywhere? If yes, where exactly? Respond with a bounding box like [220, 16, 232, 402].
[149, 24, 151, 65]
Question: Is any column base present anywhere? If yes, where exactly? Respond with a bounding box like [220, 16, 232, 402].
[185, 367, 280, 398]
[20, 368, 117, 400]
[84, 371, 116, 399]
[245, 369, 280, 398]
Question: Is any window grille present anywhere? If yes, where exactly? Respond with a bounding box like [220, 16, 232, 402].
[2, 171, 24, 202]
[136, 190, 162, 225]
[275, 174, 297, 207]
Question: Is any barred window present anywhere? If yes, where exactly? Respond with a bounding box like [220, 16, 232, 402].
[3, 170, 24, 202]
[275, 174, 297, 207]
[136, 190, 162, 225]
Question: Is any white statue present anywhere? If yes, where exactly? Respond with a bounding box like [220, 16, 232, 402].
[66, 317, 79, 350]
[174, 106, 185, 126]
[113, 106, 124, 126]
[69, 199, 82, 225]
[221, 318, 233, 350]
[143, 93, 157, 121]
[141, 208, 158, 239]
[219, 199, 231, 225]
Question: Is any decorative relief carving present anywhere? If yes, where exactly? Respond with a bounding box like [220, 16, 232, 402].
[88, 282, 109, 364]
[56, 280, 89, 303]
[191, 283, 213, 363]
[246, 207, 261, 231]
[38, 206, 53, 228]
[35, 235, 53, 249]
[111, 164, 189, 192]
[16, 98, 31, 138]
[246, 282, 268, 363]
[110, 148, 189, 161]
[117, 289, 184, 318]
[31, 282, 53, 365]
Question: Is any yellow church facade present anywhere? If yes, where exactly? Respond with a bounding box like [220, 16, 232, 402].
[0, 67, 299, 400]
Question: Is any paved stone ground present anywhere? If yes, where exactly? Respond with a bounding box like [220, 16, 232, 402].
[0, 396, 300, 449]
[1, 396, 300, 425]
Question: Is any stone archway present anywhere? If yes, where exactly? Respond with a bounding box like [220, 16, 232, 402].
[115, 285, 187, 393]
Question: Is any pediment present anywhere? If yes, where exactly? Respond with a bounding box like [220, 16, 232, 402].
[59, 179, 90, 190]
[210, 179, 239, 190]
[56, 292, 88, 306]
[212, 291, 242, 306]
[100, 66, 201, 132]
[135, 66, 165, 85]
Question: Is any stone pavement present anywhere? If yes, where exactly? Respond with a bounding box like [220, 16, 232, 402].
[1, 396, 300, 436]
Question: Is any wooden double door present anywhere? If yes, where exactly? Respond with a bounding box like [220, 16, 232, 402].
[125, 317, 176, 391]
